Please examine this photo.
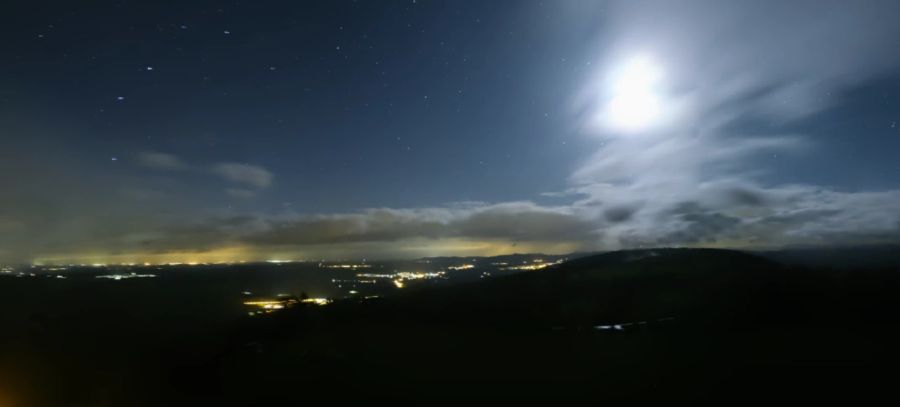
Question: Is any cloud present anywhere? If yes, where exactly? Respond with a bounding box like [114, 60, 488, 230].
[566, 181, 900, 250]
[136, 153, 273, 196]
[244, 202, 594, 247]
[603, 205, 637, 223]
[556, 0, 900, 250]
[585, 0, 900, 125]
[31, 184, 897, 262]
[211, 163, 273, 189]
[11, 184, 900, 264]
[19, 202, 596, 262]
[137, 152, 187, 171]
[5, 1, 900, 264]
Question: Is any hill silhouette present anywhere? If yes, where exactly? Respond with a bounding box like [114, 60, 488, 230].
[6, 248, 900, 405]
[372, 248, 785, 326]
[202, 248, 900, 404]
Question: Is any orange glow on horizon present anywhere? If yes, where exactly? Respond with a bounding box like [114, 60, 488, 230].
[27, 239, 586, 265]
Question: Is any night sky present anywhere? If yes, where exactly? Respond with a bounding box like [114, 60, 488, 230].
[3, 0, 900, 264]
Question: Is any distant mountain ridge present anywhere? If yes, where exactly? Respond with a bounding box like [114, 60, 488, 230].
[755, 244, 900, 269]
[421, 244, 900, 270]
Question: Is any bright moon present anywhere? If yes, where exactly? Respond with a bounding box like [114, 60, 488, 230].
[604, 56, 664, 132]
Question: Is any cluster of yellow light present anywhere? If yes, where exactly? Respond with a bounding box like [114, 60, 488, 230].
[447, 264, 475, 271]
[243, 299, 293, 314]
[356, 273, 394, 279]
[332, 278, 378, 284]
[378, 271, 447, 289]
[33, 260, 252, 268]
[395, 271, 445, 280]
[301, 298, 332, 306]
[244, 296, 330, 310]
[28, 240, 583, 268]
[320, 263, 372, 269]
[502, 259, 565, 271]
[95, 272, 157, 280]
[243, 300, 285, 307]
[31, 246, 258, 266]
[352, 270, 447, 289]
[504, 264, 549, 271]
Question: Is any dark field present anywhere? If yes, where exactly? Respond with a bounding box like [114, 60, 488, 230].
[2, 249, 900, 405]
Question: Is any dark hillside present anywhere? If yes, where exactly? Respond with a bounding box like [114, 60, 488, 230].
[198, 249, 900, 404]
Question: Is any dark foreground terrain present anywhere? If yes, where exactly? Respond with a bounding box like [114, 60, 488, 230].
[3, 248, 900, 405]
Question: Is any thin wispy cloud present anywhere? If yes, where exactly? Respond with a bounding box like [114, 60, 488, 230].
[211, 163, 273, 190]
